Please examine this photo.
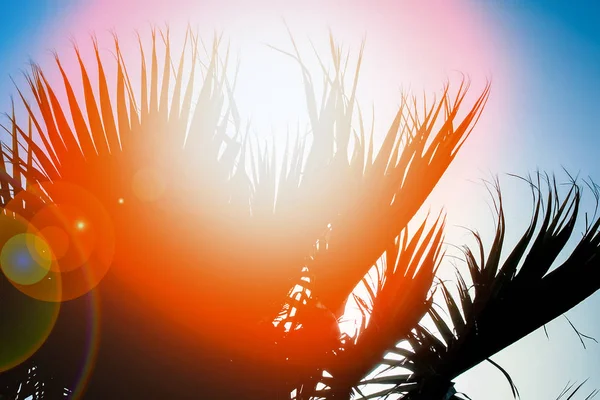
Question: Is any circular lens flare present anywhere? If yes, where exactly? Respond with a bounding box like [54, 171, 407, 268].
[39, 225, 70, 260]
[1, 233, 52, 285]
[29, 204, 97, 274]
[0, 213, 60, 372]
[5, 181, 115, 302]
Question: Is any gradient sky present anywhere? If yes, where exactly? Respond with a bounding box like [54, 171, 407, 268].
[0, 1, 599, 399]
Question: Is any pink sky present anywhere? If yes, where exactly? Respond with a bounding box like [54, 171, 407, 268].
[27, 0, 513, 236]
[33, 0, 516, 267]
[21, 0, 515, 233]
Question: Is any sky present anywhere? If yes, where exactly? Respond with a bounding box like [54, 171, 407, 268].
[0, 0, 599, 399]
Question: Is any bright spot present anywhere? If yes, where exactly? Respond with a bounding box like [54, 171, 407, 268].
[117, 197, 125, 205]
[76, 221, 86, 231]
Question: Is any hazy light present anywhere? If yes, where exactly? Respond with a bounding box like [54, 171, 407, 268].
[132, 167, 167, 202]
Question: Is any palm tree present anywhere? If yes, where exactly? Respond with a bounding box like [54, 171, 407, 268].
[0, 27, 598, 399]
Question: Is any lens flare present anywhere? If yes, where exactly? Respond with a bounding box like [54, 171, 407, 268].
[39, 225, 70, 260]
[69, 289, 102, 400]
[1, 233, 52, 285]
[0, 213, 60, 372]
[29, 204, 97, 273]
[5, 181, 115, 302]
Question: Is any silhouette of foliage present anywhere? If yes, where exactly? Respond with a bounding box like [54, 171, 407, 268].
[0, 27, 597, 400]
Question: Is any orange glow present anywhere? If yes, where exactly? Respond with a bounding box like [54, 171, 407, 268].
[1, 19, 493, 396]
[39, 225, 70, 259]
[5, 181, 115, 302]
[132, 167, 167, 202]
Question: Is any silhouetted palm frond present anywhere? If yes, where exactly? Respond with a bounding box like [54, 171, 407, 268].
[2, 26, 596, 400]
[556, 380, 598, 400]
[361, 174, 600, 400]
[0, 27, 490, 399]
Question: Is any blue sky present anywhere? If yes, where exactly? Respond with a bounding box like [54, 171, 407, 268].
[0, 1, 80, 113]
[493, 0, 600, 177]
[1, 1, 599, 399]
[453, 1, 600, 398]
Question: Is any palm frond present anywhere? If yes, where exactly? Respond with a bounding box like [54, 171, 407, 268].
[0, 28, 491, 399]
[378, 173, 600, 400]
